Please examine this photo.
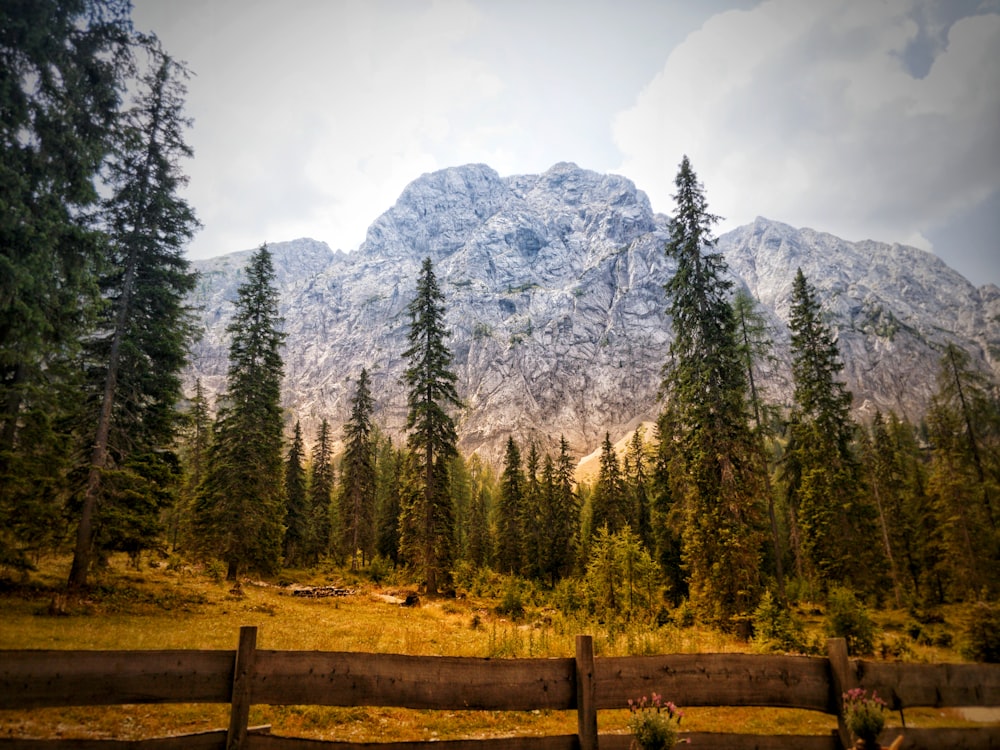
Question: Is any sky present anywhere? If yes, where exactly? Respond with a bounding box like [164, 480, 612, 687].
[130, 0, 1000, 286]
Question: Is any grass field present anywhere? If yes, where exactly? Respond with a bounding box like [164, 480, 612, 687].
[0, 554, 993, 742]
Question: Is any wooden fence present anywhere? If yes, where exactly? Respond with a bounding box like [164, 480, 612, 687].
[1, 627, 998, 750]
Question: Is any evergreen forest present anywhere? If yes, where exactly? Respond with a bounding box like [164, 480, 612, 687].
[2, 1, 999, 662]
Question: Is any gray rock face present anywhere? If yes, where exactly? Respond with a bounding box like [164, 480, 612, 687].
[185, 163, 999, 464]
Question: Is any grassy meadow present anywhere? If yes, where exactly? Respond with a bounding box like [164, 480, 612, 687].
[0, 554, 992, 742]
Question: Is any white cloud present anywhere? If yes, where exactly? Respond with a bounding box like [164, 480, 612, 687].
[136, 0, 502, 256]
[612, 0, 1000, 252]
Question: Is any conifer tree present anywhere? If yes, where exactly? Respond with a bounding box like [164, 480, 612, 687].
[400, 257, 461, 592]
[784, 268, 877, 590]
[925, 343, 1000, 597]
[591, 432, 627, 536]
[283, 421, 309, 566]
[169, 378, 211, 553]
[659, 155, 765, 625]
[521, 442, 544, 578]
[309, 418, 335, 561]
[0, 0, 130, 465]
[541, 435, 580, 582]
[373, 435, 403, 564]
[733, 287, 785, 598]
[194, 245, 285, 580]
[623, 427, 653, 550]
[69, 42, 199, 588]
[341, 369, 376, 570]
[495, 437, 525, 574]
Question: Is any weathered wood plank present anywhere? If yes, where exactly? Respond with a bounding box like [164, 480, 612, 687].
[247, 736, 579, 750]
[593, 652, 832, 711]
[250, 651, 576, 710]
[227, 626, 258, 750]
[0, 727, 270, 750]
[827, 637, 855, 749]
[575, 635, 597, 750]
[0, 651, 234, 709]
[858, 661, 1000, 709]
[0, 728, 228, 749]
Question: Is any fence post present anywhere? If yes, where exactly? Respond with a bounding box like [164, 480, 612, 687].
[227, 625, 258, 750]
[576, 634, 598, 750]
[827, 637, 855, 750]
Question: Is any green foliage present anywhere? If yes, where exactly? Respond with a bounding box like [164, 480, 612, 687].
[825, 587, 878, 656]
[400, 258, 461, 593]
[751, 589, 807, 653]
[659, 156, 765, 625]
[495, 437, 525, 574]
[283, 422, 309, 566]
[590, 433, 627, 537]
[69, 40, 200, 587]
[194, 245, 286, 580]
[960, 601, 1000, 663]
[341, 369, 376, 571]
[784, 269, 878, 593]
[584, 526, 662, 625]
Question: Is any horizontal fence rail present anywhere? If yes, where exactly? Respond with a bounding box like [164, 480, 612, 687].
[1, 627, 998, 750]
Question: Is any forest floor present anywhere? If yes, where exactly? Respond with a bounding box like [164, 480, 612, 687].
[0, 554, 995, 742]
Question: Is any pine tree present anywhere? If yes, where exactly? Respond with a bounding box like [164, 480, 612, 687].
[169, 378, 211, 553]
[542, 435, 580, 583]
[733, 287, 785, 598]
[69, 42, 200, 587]
[0, 0, 131, 571]
[521, 442, 544, 578]
[784, 268, 877, 591]
[591, 432, 627, 536]
[623, 427, 653, 550]
[194, 245, 285, 580]
[341, 368, 376, 570]
[495, 437, 525, 575]
[283, 421, 309, 566]
[373, 435, 403, 565]
[925, 343, 1000, 598]
[400, 257, 461, 593]
[0, 0, 130, 459]
[309, 418, 335, 562]
[660, 155, 765, 625]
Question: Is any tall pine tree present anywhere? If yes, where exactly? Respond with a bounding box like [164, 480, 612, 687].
[784, 267, 877, 591]
[0, 0, 131, 571]
[659, 155, 765, 626]
[283, 421, 308, 566]
[194, 245, 285, 580]
[69, 42, 200, 588]
[341, 368, 376, 570]
[400, 257, 461, 593]
[309, 418, 335, 562]
[495, 437, 525, 575]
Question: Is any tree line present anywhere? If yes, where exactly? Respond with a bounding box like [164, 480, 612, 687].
[2, 3, 997, 628]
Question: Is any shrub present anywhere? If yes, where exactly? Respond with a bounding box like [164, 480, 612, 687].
[961, 601, 1000, 663]
[752, 589, 808, 653]
[825, 587, 878, 655]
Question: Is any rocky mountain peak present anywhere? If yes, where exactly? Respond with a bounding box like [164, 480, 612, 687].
[185, 165, 998, 465]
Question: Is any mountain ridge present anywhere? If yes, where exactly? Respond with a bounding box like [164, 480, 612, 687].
[184, 163, 1000, 464]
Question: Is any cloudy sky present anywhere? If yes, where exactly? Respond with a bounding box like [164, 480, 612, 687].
[131, 0, 1000, 286]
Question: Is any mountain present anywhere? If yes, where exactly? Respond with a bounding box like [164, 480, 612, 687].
[185, 163, 1000, 464]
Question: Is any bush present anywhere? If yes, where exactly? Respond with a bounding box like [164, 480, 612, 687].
[825, 587, 878, 655]
[961, 601, 1000, 663]
[495, 579, 526, 620]
[752, 589, 808, 653]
